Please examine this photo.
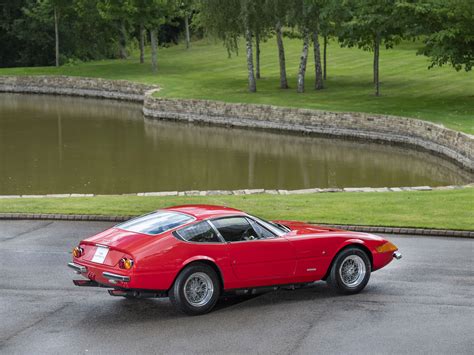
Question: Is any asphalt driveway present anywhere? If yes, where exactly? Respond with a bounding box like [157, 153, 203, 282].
[0, 220, 472, 354]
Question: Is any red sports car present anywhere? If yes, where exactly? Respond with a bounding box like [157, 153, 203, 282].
[68, 205, 401, 315]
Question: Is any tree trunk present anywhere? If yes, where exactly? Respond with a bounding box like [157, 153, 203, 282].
[184, 15, 191, 49]
[312, 31, 323, 90]
[275, 21, 288, 89]
[119, 22, 128, 59]
[296, 32, 309, 93]
[323, 35, 327, 80]
[150, 29, 158, 73]
[255, 30, 261, 79]
[139, 24, 145, 64]
[374, 35, 380, 96]
[245, 29, 257, 92]
[54, 7, 59, 67]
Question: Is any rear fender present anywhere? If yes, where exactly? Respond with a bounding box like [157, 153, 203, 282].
[174, 255, 225, 290]
[181, 255, 217, 269]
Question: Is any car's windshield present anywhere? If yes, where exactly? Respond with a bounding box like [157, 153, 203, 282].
[248, 215, 289, 236]
[116, 211, 194, 235]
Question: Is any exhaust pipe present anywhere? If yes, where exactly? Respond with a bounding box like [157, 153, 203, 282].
[393, 251, 402, 260]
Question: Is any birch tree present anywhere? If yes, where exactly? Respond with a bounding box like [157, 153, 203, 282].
[198, 0, 258, 92]
[290, 0, 323, 93]
[265, 0, 289, 89]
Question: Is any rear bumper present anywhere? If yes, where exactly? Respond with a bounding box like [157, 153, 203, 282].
[67, 261, 131, 286]
[103, 272, 130, 283]
[68, 262, 87, 274]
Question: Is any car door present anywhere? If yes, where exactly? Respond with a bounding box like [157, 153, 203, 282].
[210, 216, 296, 284]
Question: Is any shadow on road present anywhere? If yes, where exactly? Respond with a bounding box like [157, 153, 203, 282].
[75, 281, 341, 325]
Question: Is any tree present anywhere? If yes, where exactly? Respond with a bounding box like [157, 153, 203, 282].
[289, 0, 323, 93]
[318, 0, 350, 80]
[265, 0, 289, 88]
[16, 0, 68, 67]
[130, 0, 175, 72]
[339, 0, 404, 96]
[53, 3, 59, 66]
[178, 0, 196, 49]
[139, 23, 145, 63]
[0, 0, 25, 67]
[399, 0, 473, 72]
[198, 0, 258, 92]
[97, 0, 136, 59]
[251, 2, 272, 79]
[310, 0, 326, 90]
[242, 0, 257, 91]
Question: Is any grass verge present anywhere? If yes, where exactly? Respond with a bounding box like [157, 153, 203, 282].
[1, 39, 473, 134]
[1, 188, 472, 230]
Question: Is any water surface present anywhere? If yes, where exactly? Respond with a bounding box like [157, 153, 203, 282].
[0, 93, 471, 195]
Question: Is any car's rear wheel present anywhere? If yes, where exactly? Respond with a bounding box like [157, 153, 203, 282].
[327, 247, 371, 295]
[169, 263, 220, 315]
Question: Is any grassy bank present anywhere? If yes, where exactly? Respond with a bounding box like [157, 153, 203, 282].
[1, 39, 473, 134]
[1, 188, 473, 230]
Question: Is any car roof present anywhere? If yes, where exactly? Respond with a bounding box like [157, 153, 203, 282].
[163, 204, 246, 220]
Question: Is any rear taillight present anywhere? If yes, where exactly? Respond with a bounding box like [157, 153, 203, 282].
[72, 246, 84, 258]
[118, 258, 134, 270]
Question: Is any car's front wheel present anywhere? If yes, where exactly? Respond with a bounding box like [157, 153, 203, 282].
[327, 247, 371, 295]
[169, 263, 220, 315]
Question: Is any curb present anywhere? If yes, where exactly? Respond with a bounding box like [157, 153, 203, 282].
[0, 184, 472, 199]
[0, 213, 472, 238]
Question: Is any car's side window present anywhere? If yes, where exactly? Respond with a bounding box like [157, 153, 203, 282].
[211, 217, 258, 242]
[175, 221, 222, 243]
[251, 220, 277, 239]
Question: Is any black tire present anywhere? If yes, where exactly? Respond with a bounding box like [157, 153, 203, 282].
[169, 263, 221, 316]
[327, 247, 371, 295]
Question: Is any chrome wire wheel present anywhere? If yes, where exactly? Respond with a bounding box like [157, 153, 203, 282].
[338, 255, 367, 288]
[183, 272, 214, 307]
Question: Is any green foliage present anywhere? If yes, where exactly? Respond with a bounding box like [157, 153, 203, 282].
[0, 0, 181, 68]
[398, 0, 473, 71]
[196, 0, 242, 55]
[339, 0, 404, 50]
[2, 0, 473, 75]
[0, 0, 120, 67]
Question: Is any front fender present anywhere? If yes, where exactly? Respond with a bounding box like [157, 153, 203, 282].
[332, 238, 375, 267]
[337, 238, 372, 253]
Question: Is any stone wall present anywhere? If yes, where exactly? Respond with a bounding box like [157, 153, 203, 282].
[0, 75, 472, 172]
[0, 75, 156, 102]
[143, 97, 474, 172]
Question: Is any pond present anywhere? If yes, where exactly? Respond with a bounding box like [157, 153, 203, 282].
[0, 93, 471, 195]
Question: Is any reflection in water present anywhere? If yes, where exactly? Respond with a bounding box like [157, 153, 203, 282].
[0, 93, 471, 195]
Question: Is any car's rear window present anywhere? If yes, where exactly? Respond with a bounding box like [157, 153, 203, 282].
[116, 211, 194, 235]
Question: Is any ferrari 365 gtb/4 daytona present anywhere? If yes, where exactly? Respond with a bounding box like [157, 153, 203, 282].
[68, 205, 401, 315]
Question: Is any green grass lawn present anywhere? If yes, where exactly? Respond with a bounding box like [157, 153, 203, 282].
[1, 39, 473, 134]
[1, 188, 473, 230]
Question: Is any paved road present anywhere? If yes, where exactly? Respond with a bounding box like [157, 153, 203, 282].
[0, 220, 472, 354]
